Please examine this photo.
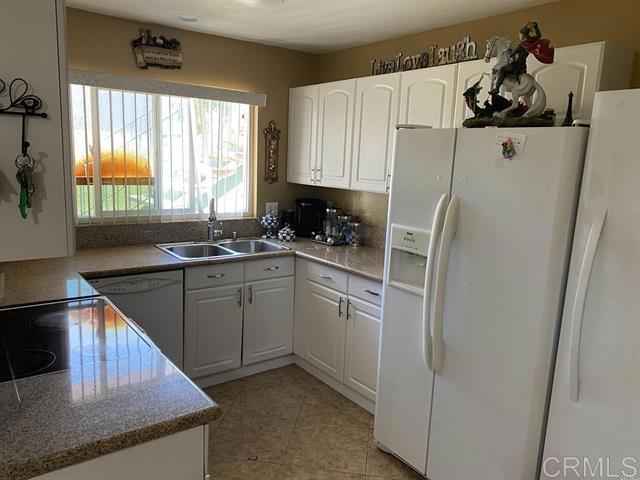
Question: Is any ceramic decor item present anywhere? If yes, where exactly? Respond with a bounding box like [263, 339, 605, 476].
[277, 224, 296, 242]
[260, 211, 279, 239]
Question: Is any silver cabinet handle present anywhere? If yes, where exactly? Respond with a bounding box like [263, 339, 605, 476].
[319, 273, 332, 280]
[263, 266, 280, 271]
[346, 300, 352, 319]
[248, 286, 253, 304]
[237, 288, 242, 307]
[363, 288, 380, 297]
[338, 297, 343, 317]
[207, 273, 225, 279]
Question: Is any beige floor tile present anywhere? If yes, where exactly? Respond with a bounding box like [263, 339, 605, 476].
[245, 364, 313, 387]
[210, 456, 280, 480]
[277, 465, 365, 479]
[299, 380, 372, 428]
[365, 432, 423, 480]
[283, 421, 368, 474]
[212, 412, 295, 464]
[230, 380, 307, 420]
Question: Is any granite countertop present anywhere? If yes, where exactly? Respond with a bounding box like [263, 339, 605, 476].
[0, 298, 219, 480]
[0, 238, 385, 308]
[0, 238, 383, 478]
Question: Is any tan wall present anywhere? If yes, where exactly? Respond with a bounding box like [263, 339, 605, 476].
[312, 0, 640, 229]
[66, 8, 320, 218]
[68, 0, 640, 231]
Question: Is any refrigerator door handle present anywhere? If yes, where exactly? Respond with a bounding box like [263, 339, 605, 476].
[422, 193, 449, 371]
[569, 207, 607, 402]
[432, 194, 460, 375]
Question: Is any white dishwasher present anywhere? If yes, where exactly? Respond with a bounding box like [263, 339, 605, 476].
[88, 270, 184, 369]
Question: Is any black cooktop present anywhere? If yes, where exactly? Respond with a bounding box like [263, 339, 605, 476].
[0, 298, 152, 384]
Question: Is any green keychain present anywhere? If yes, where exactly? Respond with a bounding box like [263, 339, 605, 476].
[15, 153, 34, 220]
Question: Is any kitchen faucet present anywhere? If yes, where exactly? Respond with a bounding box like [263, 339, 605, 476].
[207, 198, 223, 242]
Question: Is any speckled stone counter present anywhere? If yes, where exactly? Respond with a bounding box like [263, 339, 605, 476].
[0, 238, 383, 478]
[0, 239, 384, 308]
[0, 298, 219, 480]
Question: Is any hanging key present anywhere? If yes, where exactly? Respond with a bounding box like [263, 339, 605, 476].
[15, 153, 34, 219]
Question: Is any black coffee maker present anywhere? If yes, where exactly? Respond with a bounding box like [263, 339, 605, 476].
[295, 198, 326, 237]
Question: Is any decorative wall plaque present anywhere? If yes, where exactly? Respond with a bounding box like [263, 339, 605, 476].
[132, 29, 182, 69]
[369, 36, 478, 75]
[263, 120, 280, 184]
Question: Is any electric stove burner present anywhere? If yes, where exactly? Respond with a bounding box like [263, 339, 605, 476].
[30, 311, 80, 331]
[0, 349, 56, 383]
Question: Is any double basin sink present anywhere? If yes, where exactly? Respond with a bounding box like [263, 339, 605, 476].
[156, 239, 289, 261]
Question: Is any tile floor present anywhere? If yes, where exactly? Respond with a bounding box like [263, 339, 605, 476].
[203, 364, 422, 480]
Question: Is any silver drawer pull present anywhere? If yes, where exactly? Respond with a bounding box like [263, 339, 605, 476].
[207, 273, 226, 279]
[263, 266, 280, 271]
[363, 288, 380, 297]
[318, 273, 332, 280]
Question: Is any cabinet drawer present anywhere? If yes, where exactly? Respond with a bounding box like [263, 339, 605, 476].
[245, 256, 295, 282]
[348, 275, 383, 306]
[307, 261, 348, 293]
[185, 262, 244, 290]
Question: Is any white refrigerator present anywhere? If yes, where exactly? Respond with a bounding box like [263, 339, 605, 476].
[541, 90, 640, 479]
[375, 126, 589, 479]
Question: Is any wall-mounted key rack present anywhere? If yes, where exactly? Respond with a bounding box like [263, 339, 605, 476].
[0, 77, 48, 219]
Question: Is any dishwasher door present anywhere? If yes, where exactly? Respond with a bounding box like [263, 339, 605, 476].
[88, 270, 184, 368]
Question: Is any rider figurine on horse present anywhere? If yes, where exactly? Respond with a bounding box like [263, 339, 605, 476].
[489, 22, 554, 96]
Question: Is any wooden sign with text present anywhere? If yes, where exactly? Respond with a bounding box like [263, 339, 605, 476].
[369, 36, 478, 75]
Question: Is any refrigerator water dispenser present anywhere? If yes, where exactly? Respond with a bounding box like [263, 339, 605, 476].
[387, 224, 429, 294]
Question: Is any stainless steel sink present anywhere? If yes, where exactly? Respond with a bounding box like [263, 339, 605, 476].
[218, 239, 290, 254]
[156, 242, 239, 260]
[156, 239, 288, 261]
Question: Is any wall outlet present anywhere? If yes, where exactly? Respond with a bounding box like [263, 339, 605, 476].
[266, 202, 278, 215]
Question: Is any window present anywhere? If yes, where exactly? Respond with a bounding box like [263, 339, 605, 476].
[70, 84, 254, 224]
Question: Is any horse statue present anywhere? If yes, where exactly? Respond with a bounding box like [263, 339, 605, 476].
[484, 36, 547, 118]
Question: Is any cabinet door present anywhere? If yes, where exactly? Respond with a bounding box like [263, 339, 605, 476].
[527, 42, 603, 125]
[453, 58, 496, 127]
[0, 0, 72, 261]
[287, 85, 318, 185]
[351, 74, 401, 193]
[184, 284, 243, 378]
[399, 64, 457, 128]
[304, 280, 347, 381]
[316, 80, 356, 189]
[243, 276, 294, 366]
[344, 297, 381, 401]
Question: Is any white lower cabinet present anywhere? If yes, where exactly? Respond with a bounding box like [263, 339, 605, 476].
[344, 297, 381, 401]
[304, 280, 347, 381]
[184, 259, 295, 379]
[243, 276, 294, 366]
[185, 284, 244, 378]
[296, 259, 382, 401]
[34, 427, 207, 480]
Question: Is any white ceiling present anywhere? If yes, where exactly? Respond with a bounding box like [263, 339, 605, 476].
[66, 0, 554, 54]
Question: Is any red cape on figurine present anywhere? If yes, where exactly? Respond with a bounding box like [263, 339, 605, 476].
[521, 38, 555, 64]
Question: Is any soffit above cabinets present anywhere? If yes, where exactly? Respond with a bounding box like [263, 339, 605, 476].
[66, 0, 554, 54]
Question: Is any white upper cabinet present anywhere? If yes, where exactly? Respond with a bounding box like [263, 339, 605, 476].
[288, 42, 632, 190]
[453, 58, 496, 127]
[287, 85, 318, 185]
[316, 80, 356, 189]
[0, 0, 73, 262]
[351, 74, 401, 193]
[527, 41, 633, 125]
[400, 64, 457, 128]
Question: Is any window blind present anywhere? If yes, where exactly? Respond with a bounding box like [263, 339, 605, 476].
[69, 80, 256, 224]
